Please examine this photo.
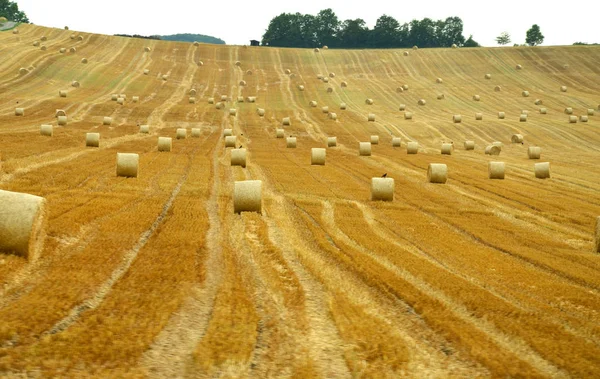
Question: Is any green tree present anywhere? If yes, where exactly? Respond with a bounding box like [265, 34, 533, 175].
[525, 24, 544, 46]
[408, 18, 437, 48]
[496, 32, 511, 45]
[314, 9, 340, 47]
[463, 35, 480, 47]
[262, 13, 317, 48]
[0, 0, 29, 23]
[370, 14, 401, 48]
[436, 17, 466, 47]
[337, 18, 369, 48]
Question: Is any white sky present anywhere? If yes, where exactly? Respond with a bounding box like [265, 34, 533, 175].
[16, 0, 600, 46]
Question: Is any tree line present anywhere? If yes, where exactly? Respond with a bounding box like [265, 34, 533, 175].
[261, 9, 477, 49]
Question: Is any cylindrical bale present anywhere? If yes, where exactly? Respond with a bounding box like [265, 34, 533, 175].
[397, 87, 404, 93]
[323, 77, 329, 83]
[285, 69, 291, 75]
[485, 74, 491, 79]
[588, 109, 595, 116]
[488, 161, 505, 179]
[464, 141, 475, 150]
[229, 109, 237, 116]
[235, 61, 241, 66]
[522, 91, 530, 97]
[103, 117, 113, 126]
[569, 115, 577, 123]
[492, 141, 503, 148]
[340, 103, 347, 110]
[453, 115, 462, 123]
[403, 51, 409, 56]
[403, 84, 409, 91]
[215, 102, 224, 110]
[473, 95, 481, 101]
[310, 101, 317, 107]
[520, 114, 527, 122]
[399, 104, 406, 111]
[81, 58, 88, 64]
[86, 132, 100, 147]
[580, 115, 589, 122]
[158, 137, 172, 152]
[365, 98, 374, 105]
[452, 44, 458, 49]
[132, 96, 139, 103]
[59, 90, 67, 98]
[231, 148, 247, 168]
[327, 87, 333, 93]
[534, 162, 550, 179]
[117, 98, 124, 105]
[111, 94, 118, 101]
[237, 96, 244, 103]
[498, 112, 505, 119]
[57, 116, 67, 126]
[404, 112, 413, 120]
[0, 190, 47, 261]
[367, 113, 375, 122]
[161, 75, 168, 81]
[311, 148, 326, 165]
[413, 45, 418, 50]
[71, 81, 80, 88]
[143, 69, 149, 75]
[535, 99, 543, 105]
[528, 146, 541, 159]
[495, 86, 502, 92]
[370, 135, 379, 145]
[560, 86, 567, 92]
[139, 125, 150, 134]
[144, 47, 151, 52]
[407, 142, 419, 154]
[341, 81, 348, 87]
[427, 163, 448, 184]
[321, 106, 329, 113]
[221, 95, 228, 102]
[176, 128, 187, 139]
[475, 113, 483, 120]
[69, 47, 76, 53]
[208, 97, 215, 104]
[564, 107, 573, 114]
[225, 136, 237, 147]
[189, 89, 197, 96]
[436, 78, 443, 84]
[116, 153, 139, 178]
[191, 128, 201, 138]
[511, 134, 524, 143]
[298, 85, 305, 91]
[233, 180, 262, 214]
[329, 72, 335, 78]
[327, 137, 337, 147]
[441, 143, 452, 155]
[392, 137, 401, 147]
[485, 145, 501, 155]
[437, 94, 445, 100]
[189, 97, 196, 104]
[276, 129, 284, 138]
[329, 112, 337, 120]
[516, 64, 522, 70]
[371, 178, 394, 201]
[282, 117, 291, 126]
[286, 137, 297, 148]
[239, 80, 246, 86]
[40, 124, 53, 136]
[418, 99, 426, 106]
[257, 108, 265, 116]
[15, 108, 24, 116]
[32, 41, 40, 47]
[359, 142, 372, 156]
[540, 108, 547, 114]
[19, 67, 28, 75]
[247, 96, 256, 103]
[40, 45, 47, 51]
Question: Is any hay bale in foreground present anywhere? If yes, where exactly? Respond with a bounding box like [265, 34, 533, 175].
[231, 148, 247, 168]
[40, 124, 53, 136]
[329, 112, 337, 120]
[0, 190, 47, 261]
[140, 125, 150, 133]
[371, 178, 394, 201]
[535, 99, 543, 106]
[311, 148, 326, 165]
[534, 162, 550, 179]
[392, 137, 401, 147]
[511, 134, 524, 143]
[441, 143, 452, 155]
[116, 153, 139, 178]
[327, 137, 337, 147]
[286, 137, 297, 148]
[488, 162, 505, 179]
[428, 164, 448, 184]
[15, 108, 24, 116]
[225, 136, 237, 148]
[59, 48, 66, 54]
[359, 142, 371, 156]
[464, 141, 475, 150]
[189, 97, 196, 104]
[234, 180, 262, 214]
[117, 98, 124, 105]
[407, 142, 419, 154]
[528, 146, 541, 159]
[86, 133, 100, 147]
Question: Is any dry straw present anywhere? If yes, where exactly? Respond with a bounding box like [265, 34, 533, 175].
[322, 106, 329, 113]
[418, 99, 426, 106]
[191, 128, 201, 138]
[511, 134, 524, 143]
[231, 148, 247, 168]
[540, 108, 547, 114]
[57, 116, 67, 126]
[233, 180, 262, 214]
[189, 97, 196, 104]
[498, 112, 505, 119]
[404, 112, 413, 120]
[476, 113, 483, 120]
[276, 129, 284, 138]
[485, 74, 491, 79]
[340, 103, 347, 110]
[310, 101, 317, 107]
[40, 124, 53, 136]
[488, 161, 505, 179]
[428, 163, 448, 183]
[453, 115, 462, 123]
[311, 148, 326, 165]
[341, 81, 348, 87]
[327, 137, 337, 147]
[140, 125, 150, 133]
[436, 78, 443, 84]
[535, 99, 543, 105]
[392, 137, 401, 147]
[359, 142, 372, 156]
[371, 178, 394, 201]
[441, 143, 452, 155]
[15, 108, 24, 116]
[223, 129, 233, 137]
[282, 117, 291, 126]
[580, 115, 589, 122]
[158, 137, 172, 152]
[257, 108, 265, 116]
[225, 136, 237, 147]
[407, 142, 419, 154]
[86, 132, 100, 147]
[522, 91, 530, 97]
[464, 141, 475, 150]
[473, 95, 480, 101]
[520, 114, 527, 122]
[399, 104, 406, 111]
[485, 145, 501, 155]
[286, 137, 297, 148]
[0, 189, 47, 261]
[329, 112, 337, 120]
[569, 115, 577, 123]
[229, 109, 237, 116]
[103, 117, 112, 125]
[528, 146, 541, 159]
[132, 96, 139, 103]
[368, 113, 375, 122]
[298, 85, 305, 91]
[116, 153, 139, 178]
[534, 162, 550, 179]
[371, 135, 379, 145]
[59, 90, 67, 98]
[176, 128, 187, 139]
[365, 98, 374, 105]
[560, 86, 567, 92]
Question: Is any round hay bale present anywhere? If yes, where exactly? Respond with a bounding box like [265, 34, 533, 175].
[437, 94, 445, 100]
[535, 99, 543, 106]
[59, 48, 66, 54]
[399, 104, 406, 111]
[139, 125, 150, 134]
[560, 86, 567, 92]
[485, 145, 501, 155]
[327, 137, 337, 147]
[59, 90, 67, 98]
[229, 109, 237, 116]
[522, 91, 530, 97]
[371, 178, 394, 201]
[176, 128, 187, 139]
[70, 34, 75, 39]
[40, 124, 53, 136]
[81, 58, 88, 64]
[488, 162, 505, 179]
[282, 117, 291, 126]
[158, 137, 172, 152]
[314, 48, 320, 53]
[418, 99, 426, 106]
[284, 69, 291, 75]
[276, 129, 284, 138]
[86, 132, 100, 147]
[534, 162, 550, 179]
[234, 180, 262, 214]
[580, 115, 589, 122]
[117, 97, 124, 105]
[231, 148, 247, 168]
[198, 61, 204, 66]
[475, 113, 483, 120]
[340, 103, 347, 110]
[403, 51, 409, 56]
[239, 80, 246, 86]
[57, 116, 67, 126]
[453, 115, 462, 123]
[298, 85, 305, 91]
[520, 114, 527, 122]
[235, 61, 241, 66]
[71, 80, 80, 88]
[55, 109, 66, 117]
[78, 35, 84, 41]
[516, 64, 522, 70]
[392, 137, 401, 147]
[15, 108, 24, 116]
[359, 142, 372, 156]
[191, 128, 201, 138]
[569, 115, 577, 123]
[441, 143, 453, 155]
[464, 141, 475, 150]
[215, 102, 224, 110]
[365, 98, 374, 105]
[237, 96, 244, 103]
[428, 163, 448, 184]
[189, 89, 197, 96]
[341, 81, 348, 87]
[144, 47, 151, 52]
[413, 45, 418, 50]
[436, 78, 443, 84]
[539, 108, 547, 114]
[247, 96, 256, 103]
[225, 136, 237, 148]
[495, 85, 501, 92]
[403, 84, 409, 91]
[323, 46, 328, 49]
[407, 142, 419, 154]
[396, 87, 404, 93]
[485, 74, 491, 79]
[327, 87, 333, 93]
[257, 108, 265, 117]
[161, 75, 168, 81]
[452, 44, 458, 49]
[0, 190, 47, 261]
[193, 41, 199, 46]
[132, 96, 139, 103]
[329, 72, 335, 78]
[286, 137, 297, 148]
[367, 113, 375, 122]
[116, 153, 139, 178]
[528, 146, 541, 159]
[564, 107, 573, 114]
[404, 112, 413, 120]
[587, 109, 594, 116]
[143, 69, 150, 75]
[370, 135, 379, 145]
[69, 47, 76, 53]
[321, 106, 329, 113]
[329, 112, 337, 120]
[103, 117, 113, 126]
[309, 100, 317, 107]
[492, 141, 503, 148]
[12, 28, 18, 34]
[208, 97, 215, 104]
[32, 41, 40, 47]
[223, 129, 233, 137]
[317, 74, 324, 80]
[311, 148, 326, 165]
[473, 95, 481, 101]
[111, 94, 118, 101]
[511, 134, 524, 143]
[498, 112, 505, 119]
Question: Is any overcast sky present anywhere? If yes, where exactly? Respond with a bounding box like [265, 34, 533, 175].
[16, 0, 600, 46]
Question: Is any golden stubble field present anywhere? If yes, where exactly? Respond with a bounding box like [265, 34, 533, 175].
[1, 24, 600, 377]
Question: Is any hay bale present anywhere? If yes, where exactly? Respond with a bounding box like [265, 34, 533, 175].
[311, 148, 326, 165]
[498, 112, 505, 119]
[528, 146, 541, 159]
[103, 117, 112, 125]
[464, 141, 475, 150]
[323, 77, 330, 83]
[276, 129, 284, 138]
[231, 148, 247, 168]
[404, 112, 413, 120]
[403, 51, 409, 56]
[560, 86, 567, 92]
[0, 190, 47, 261]
[359, 142, 372, 156]
[208, 97, 215, 104]
[223, 129, 233, 137]
[452, 44, 458, 49]
[535, 99, 543, 106]
[327, 87, 333, 93]
[569, 115, 577, 123]
[111, 94, 118, 101]
[239, 80, 246, 86]
[193, 41, 199, 46]
[286, 137, 297, 148]
[321, 106, 329, 113]
[284, 69, 291, 75]
[485, 74, 491, 79]
[189, 89, 197, 96]
[371, 178, 394, 201]
[317, 74, 324, 79]
[309, 100, 317, 107]
[57, 116, 67, 126]
[564, 107, 573, 114]
[495, 85, 501, 92]
[12, 28, 18, 34]
[55, 109, 66, 117]
[78, 35, 84, 41]
[117, 98, 124, 105]
[329, 72, 335, 78]
[70, 34, 75, 39]
[234, 180, 262, 214]
[191, 128, 201, 138]
[144, 47, 151, 52]
[19, 67, 29, 76]
[215, 102, 224, 110]
[86, 132, 100, 147]
[588, 109, 595, 116]
[140, 125, 150, 133]
[69, 47, 76, 53]
[327, 137, 337, 147]
[132, 96, 139, 103]
[71, 81, 80, 88]
[437, 94, 445, 100]
[116, 153, 139, 178]
[399, 104, 406, 111]
[428, 163, 448, 184]
[32, 41, 40, 47]
[247, 96, 256, 103]
[340, 103, 347, 110]
[237, 96, 244, 103]
[492, 141, 503, 149]
[403, 84, 409, 91]
[534, 162, 550, 179]
[407, 142, 419, 154]
[475, 113, 483, 120]
[520, 114, 527, 122]
[516, 64, 522, 70]
[485, 145, 501, 155]
[235, 61, 241, 67]
[473, 95, 481, 101]
[225, 136, 237, 148]
[341, 81, 348, 87]
[59, 48, 66, 53]
[413, 45, 418, 50]
[392, 137, 401, 147]
[365, 98, 374, 105]
[161, 75, 168, 81]
[81, 58, 88, 64]
[511, 134, 524, 143]
[488, 162, 505, 179]
[370, 135, 379, 145]
[397, 87, 404, 93]
[229, 109, 237, 116]
[540, 108, 547, 114]
[418, 99, 426, 106]
[257, 108, 265, 116]
[282, 117, 291, 126]
[367, 113, 375, 122]
[59, 90, 67, 98]
[143, 69, 150, 75]
[580, 115, 589, 122]
[40, 124, 53, 136]
[298, 85, 305, 91]
[436, 78, 443, 84]
[453, 115, 462, 123]
[329, 112, 337, 120]
[314, 48, 320, 53]
[522, 91, 530, 97]
[441, 143, 453, 155]
[15, 108, 24, 116]
[198, 61, 204, 66]
[176, 128, 187, 139]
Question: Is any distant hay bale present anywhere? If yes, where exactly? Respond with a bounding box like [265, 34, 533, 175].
[239, 80, 246, 86]
[189, 89, 197, 96]
[191, 128, 201, 138]
[194, 41, 199, 46]
[59, 48, 66, 54]
[0, 189, 47, 261]
[229, 108, 237, 116]
[327, 137, 337, 147]
[176, 128, 187, 139]
[399, 104, 406, 111]
[116, 153, 139, 178]
[132, 96, 139, 103]
[494, 85, 501, 92]
[70, 34, 75, 39]
[341, 81, 348, 87]
[404, 112, 413, 120]
[580, 115, 589, 122]
[327, 87, 333, 93]
[314, 48, 320, 52]
[329, 112, 337, 120]
[309, 100, 317, 107]
[144, 47, 151, 52]
[32, 41, 40, 47]
[511, 134, 524, 143]
[139, 125, 150, 133]
[396, 87, 404, 93]
[564, 107, 573, 114]
[78, 35, 84, 41]
[323, 77, 330, 83]
[436, 78, 443, 84]
[321, 106, 329, 113]
[359, 142, 372, 156]
[370, 135, 379, 145]
[233, 180, 262, 214]
[86, 132, 100, 147]
[520, 114, 527, 122]
[215, 102, 223, 109]
[453, 115, 462, 123]
[371, 178, 394, 201]
[81, 58, 88, 64]
[329, 72, 335, 78]
[286, 137, 297, 148]
[367, 113, 375, 122]
[569, 115, 577, 123]
[57, 116, 67, 126]
[403, 84, 409, 91]
[285, 69, 291, 75]
[365, 98, 374, 105]
[257, 108, 265, 116]
[413, 45, 418, 50]
[15, 108, 24, 116]
[276, 129, 284, 138]
[464, 141, 475, 150]
[437, 94, 445, 100]
[428, 163, 448, 183]
[55, 109, 66, 117]
[392, 137, 401, 147]
[475, 113, 483, 120]
[317, 74, 323, 79]
[498, 112, 505, 119]
[282, 117, 291, 126]
[473, 95, 480, 101]
[528, 146, 541, 159]
[103, 117, 112, 125]
[223, 129, 233, 137]
[59, 90, 67, 98]
[340, 103, 347, 110]
[441, 143, 453, 155]
[111, 94, 118, 101]
[117, 98, 124, 105]
[323, 45, 328, 49]
[12, 28, 18, 34]
[560, 86, 567, 92]
[40, 124, 53, 136]
[208, 97, 215, 104]
[298, 85, 305, 91]
[485, 145, 501, 155]
[247, 96, 256, 103]
[235, 61, 241, 66]
[143, 69, 149, 75]
[198, 61, 204, 66]
[311, 148, 326, 165]
[403, 51, 409, 56]
[535, 99, 543, 105]
[534, 162, 550, 179]
[407, 141, 419, 154]
[231, 148, 247, 168]
[237, 96, 244, 103]
[72, 80, 80, 87]
[539, 108, 547, 114]
[488, 162, 505, 179]
[522, 91, 530, 97]
[69, 47, 76, 53]
[485, 74, 491, 79]
[225, 136, 237, 148]
[418, 99, 426, 106]
[161, 75, 168, 81]
[452, 44, 458, 49]
[588, 109, 594, 116]
[516, 64, 522, 70]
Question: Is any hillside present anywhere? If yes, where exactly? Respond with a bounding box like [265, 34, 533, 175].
[1, 24, 600, 377]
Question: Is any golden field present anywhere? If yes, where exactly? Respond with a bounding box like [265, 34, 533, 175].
[1, 24, 600, 377]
